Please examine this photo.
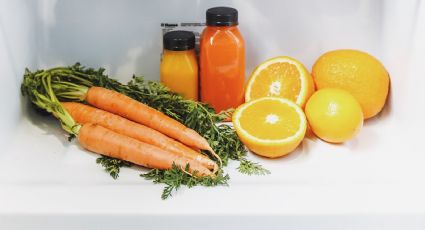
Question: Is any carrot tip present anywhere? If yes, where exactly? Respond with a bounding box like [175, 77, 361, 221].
[212, 163, 219, 174]
[208, 147, 222, 171]
[180, 165, 215, 179]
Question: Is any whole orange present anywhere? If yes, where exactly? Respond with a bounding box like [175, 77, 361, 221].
[312, 49, 389, 119]
[305, 88, 363, 143]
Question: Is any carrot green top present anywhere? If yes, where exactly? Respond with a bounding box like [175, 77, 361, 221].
[21, 68, 81, 136]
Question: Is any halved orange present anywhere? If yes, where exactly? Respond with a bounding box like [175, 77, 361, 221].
[245, 56, 315, 107]
[232, 97, 307, 158]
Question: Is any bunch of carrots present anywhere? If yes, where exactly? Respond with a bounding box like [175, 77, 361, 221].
[66, 87, 221, 176]
[22, 63, 269, 198]
[22, 69, 221, 178]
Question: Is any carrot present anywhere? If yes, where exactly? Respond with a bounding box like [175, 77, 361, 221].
[223, 116, 232, 122]
[78, 123, 212, 177]
[85, 86, 222, 166]
[62, 102, 218, 171]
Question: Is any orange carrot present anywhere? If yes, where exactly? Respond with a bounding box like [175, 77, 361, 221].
[78, 123, 212, 176]
[62, 102, 218, 171]
[85, 86, 222, 165]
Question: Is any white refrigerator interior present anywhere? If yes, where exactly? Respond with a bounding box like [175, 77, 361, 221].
[1, 0, 425, 229]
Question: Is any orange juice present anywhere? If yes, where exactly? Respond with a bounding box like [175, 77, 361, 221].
[200, 7, 245, 112]
[160, 31, 198, 100]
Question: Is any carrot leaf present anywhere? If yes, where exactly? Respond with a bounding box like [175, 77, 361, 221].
[96, 156, 132, 179]
[238, 159, 271, 176]
[141, 163, 230, 200]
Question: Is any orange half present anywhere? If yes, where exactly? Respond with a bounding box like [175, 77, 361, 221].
[232, 97, 307, 158]
[245, 56, 315, 107]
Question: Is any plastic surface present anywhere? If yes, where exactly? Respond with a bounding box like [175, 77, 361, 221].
[1, 0, 425, 229]
[161, 49, 198, 100]
[206, 7, 238, 26]
[163, 31, 195, 51]
[200, 24, 245, 112]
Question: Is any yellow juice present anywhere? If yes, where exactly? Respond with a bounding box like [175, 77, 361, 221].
[160, 49, 198, 100]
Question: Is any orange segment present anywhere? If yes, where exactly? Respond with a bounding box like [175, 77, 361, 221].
[238, 99, 301, 140]
[245, 56, 314, 107]
[248, 62, 301, 102]
[233, 97, 307, 158]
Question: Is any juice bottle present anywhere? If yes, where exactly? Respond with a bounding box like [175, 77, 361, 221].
[160, 31, 198, 100]
[200, 7, 245, 112]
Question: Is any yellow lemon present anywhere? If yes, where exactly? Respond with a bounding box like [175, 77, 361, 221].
[305, 88, 363, 143]
[245, 56, 315, 108]
[233, 97, 307, 158]
[312, 49, 389, 119]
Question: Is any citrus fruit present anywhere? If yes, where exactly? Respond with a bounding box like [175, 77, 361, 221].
[312, 49, 389, 119]
[232, 97, 307, 158]
[305, 88, 363, 143]
[245, 56, 315, 107]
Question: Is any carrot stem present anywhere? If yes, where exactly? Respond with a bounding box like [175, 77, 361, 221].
[22, 70, 80, 135]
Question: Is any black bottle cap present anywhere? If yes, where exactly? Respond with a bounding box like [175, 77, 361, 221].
[163, 31, 195, 51]
[206, 7, 238, 26]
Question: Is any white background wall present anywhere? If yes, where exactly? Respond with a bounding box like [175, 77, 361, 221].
[0, 1, 425, 229]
